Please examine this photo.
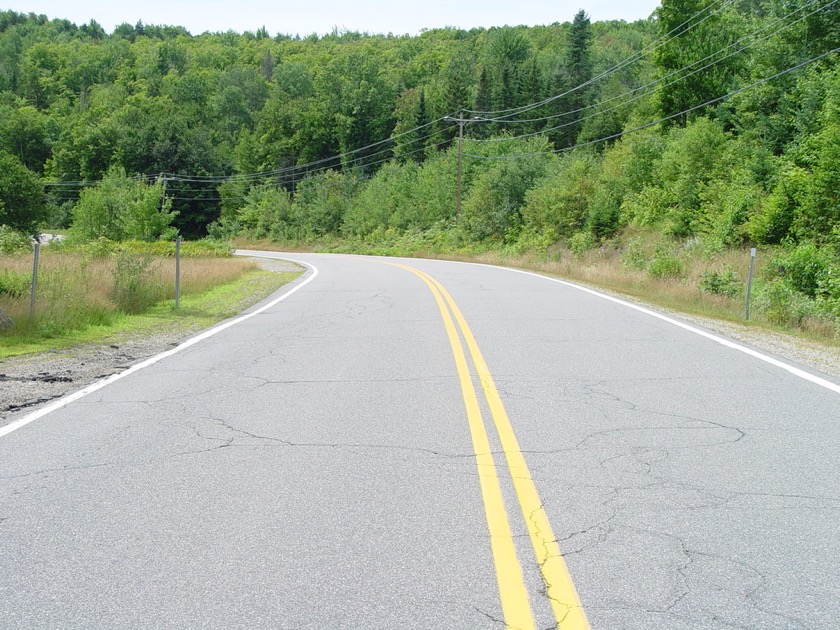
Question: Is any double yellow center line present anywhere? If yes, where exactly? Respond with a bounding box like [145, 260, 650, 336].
[393, 264, 589, 630]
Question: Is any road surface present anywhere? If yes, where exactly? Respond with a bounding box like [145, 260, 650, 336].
[1, 251, 838, 629]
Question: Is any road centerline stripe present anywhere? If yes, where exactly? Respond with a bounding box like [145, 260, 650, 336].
[392, 263, 535, 630]
[421, 270, 590, 630]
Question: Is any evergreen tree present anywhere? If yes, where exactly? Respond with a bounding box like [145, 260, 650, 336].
[392, 88, 428, 164]
[474, 66, 493, 137]
[654, 0, 745, 126]
[551, 10, 592, 148]
[416, 89, 429, 162]
[488, 28, 532, 114]
[261, 50, 275, 81]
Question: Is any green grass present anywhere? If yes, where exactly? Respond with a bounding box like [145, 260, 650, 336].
[0, 267, 300, 359]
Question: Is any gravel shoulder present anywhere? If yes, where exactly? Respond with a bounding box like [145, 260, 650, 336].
[2, 257, 838, 423]
[665, 312, 840, 380]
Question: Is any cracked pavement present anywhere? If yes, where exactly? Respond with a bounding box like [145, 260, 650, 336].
[1, 252, 839, 628]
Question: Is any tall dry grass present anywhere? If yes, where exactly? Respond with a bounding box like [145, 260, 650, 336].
[0, 250, 258, 338]
[466, 236, 827, 333]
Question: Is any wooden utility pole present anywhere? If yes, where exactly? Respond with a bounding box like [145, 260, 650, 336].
[444, 114, 487, 223]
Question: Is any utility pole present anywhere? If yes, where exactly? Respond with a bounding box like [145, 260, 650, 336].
[455, 111, 464, 223]
[443, 113, 487, 222]
[158, 173, 168, 212]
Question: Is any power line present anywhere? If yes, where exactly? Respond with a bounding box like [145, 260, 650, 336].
[43, 1, 735, 194]
[464, 0, 736, 120]
[462, 46, 840, 161]
[468, 0, 836, 145]
[478, 0, 831, 129]
[164, 116, 453, 184]
[41, 2, 834, 203]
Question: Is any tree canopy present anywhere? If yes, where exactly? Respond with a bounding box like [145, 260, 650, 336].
[0, 4, 836, 252]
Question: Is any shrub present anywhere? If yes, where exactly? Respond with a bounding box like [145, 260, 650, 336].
[110, 251, 165, 314]
[745, 166, 802, 244]
[521, 152, 599, 239]
[66, 237, 231, 259]
[0, 151, 46, 234]
[568, 231, 596, 255]
[621, 186, 674, 227]
[68, 166, 177, 243]
[179, 240, 233, 258]
[755, 279, 816, 326]
[699, 269, 742, 297]
[462, 158, 551, 243]
[698, 182, 762, 252]
[344, 162, 415, 235]
[79, 236, 119, 258]
[121, 239, 232, 258]
[621, 238, 649, 271]
[294, 170, 360, 237]
[766, 242, 834, 298]
[657, 117, 729, 237]
[205, 217, 241, 241]
[0, 225, 32, 254]
[0, 270, 30, 298]
[815, 271, 840, 319]
[648, 255, 684, 278]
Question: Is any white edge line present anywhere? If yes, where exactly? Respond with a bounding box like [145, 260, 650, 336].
[0, 255, 317, 439]
[482, 264, 840, 396]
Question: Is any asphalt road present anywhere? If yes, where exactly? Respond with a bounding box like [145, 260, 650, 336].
[1, 252, 838, 629]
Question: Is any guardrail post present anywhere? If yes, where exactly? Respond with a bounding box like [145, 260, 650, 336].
[745, 247, 756, 320]
[175, 237, 181, 310]
[29, 242, 40, 321]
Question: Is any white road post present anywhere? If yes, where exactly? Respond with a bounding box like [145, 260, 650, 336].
[175, 237, 181, 310]
[745, 247, 756, 320]
[29, 242, 40, 321]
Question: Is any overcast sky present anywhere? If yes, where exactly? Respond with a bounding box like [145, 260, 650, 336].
[5, 0, 661, 36]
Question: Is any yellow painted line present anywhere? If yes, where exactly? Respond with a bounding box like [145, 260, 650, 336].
[420, 270, 590, 630]
[393, 263, 535, 630]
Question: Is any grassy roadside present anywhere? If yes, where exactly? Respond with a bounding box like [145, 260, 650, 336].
[0, 260, 301, 359]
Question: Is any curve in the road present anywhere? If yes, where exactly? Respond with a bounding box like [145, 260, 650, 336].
[493, 265, 840, 395]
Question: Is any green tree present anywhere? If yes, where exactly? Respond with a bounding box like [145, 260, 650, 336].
[654, 0, 745, 125]
[521, 151, 600, 240]
[554, 10, 593, 147]
[657, 117, 730, 236]
[68, 166, 177, 242]
[391, 88, 427, 163]
[488, 27, 532, 113]
[343, 161, 414, 235]
[460, 138, 555, 243]
[294, 170, 360, 237]
[0, 100, 52, 172]
[114, 96, 224, 236]
[236, 183, 297, 239]
[0, 150, 45, 234]
[792, 75, 840, 242]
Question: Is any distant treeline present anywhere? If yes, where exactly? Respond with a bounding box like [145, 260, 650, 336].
[0, 2, 837, 255]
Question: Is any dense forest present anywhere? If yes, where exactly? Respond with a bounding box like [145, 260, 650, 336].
[0, 1, 839, 329]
